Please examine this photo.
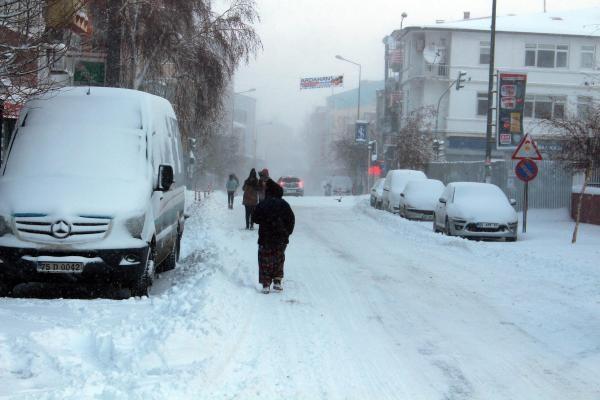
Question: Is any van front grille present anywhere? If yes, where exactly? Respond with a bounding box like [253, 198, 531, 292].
[14, 216, 111, 244]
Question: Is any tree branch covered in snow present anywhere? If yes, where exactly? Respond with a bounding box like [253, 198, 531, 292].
[395, 106, 436, 169]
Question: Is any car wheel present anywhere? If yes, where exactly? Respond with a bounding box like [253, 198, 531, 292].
[130, 245, 156, 297]
[159, 233, 180, 272]
[433, 215, 439, 233]
[445, 217, 452, 236]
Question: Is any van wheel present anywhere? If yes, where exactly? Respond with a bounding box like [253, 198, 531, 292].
[433, 215, 439, 233]
[160, 234, 180, 272]
[0, 280, 15, 297]
[445, 217, 452, 236]
[130, 246, 155, 297]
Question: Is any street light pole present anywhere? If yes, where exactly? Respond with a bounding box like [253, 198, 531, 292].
[336, 54, 366, 192]
[484, 0, 497, 183]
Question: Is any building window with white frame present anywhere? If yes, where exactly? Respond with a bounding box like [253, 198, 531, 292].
[577, 96, 592, 118]
[479, 41, 490, 65]
[581, 45, 595, 69]
[525, 44, 569, 68]
[476, 93, 488, 116]
[524, 95, 566, 119]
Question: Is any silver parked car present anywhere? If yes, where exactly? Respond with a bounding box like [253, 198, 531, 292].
[370, 178, 385, 208]
[399, 179, 445, 220]
[433, 182, 518, 241]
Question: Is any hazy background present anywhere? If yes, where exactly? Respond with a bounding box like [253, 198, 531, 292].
[235, 0, 599, 130]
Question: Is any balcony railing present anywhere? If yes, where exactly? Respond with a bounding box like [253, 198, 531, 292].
[425, 63, 449, 77]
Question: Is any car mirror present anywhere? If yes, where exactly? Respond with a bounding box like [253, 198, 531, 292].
[158, 165, 174, 191]
[400, 193, 405, 197]
[510, 198, 517, 206]
[439, 197, 446, 204]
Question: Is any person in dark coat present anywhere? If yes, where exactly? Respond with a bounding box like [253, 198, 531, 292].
[257, 168, 269, 203]
[252, 178, 295, 293]
[242, 168, 260, 229]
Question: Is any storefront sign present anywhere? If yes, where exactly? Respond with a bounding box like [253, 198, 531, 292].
[496, 72, 527, 150]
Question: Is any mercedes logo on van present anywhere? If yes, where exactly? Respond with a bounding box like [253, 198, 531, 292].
[51, 220, 71, 239]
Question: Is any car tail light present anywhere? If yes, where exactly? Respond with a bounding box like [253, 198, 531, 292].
[278, 180, 284, 187]
[298, 180, 304, 189]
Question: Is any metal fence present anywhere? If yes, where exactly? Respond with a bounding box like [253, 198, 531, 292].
[425, 160, 573, 211]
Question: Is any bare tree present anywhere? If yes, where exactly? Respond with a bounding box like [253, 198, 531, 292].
[543, 103, 600, 243]
[1, 0, 86, 103]
[396, 106, 436, 169]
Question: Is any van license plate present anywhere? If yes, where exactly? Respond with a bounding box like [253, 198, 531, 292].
[37, 262, 84, 273]
[477, 223, 499, 228]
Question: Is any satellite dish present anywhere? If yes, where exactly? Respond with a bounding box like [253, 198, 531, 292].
[423, 47, 439, 64]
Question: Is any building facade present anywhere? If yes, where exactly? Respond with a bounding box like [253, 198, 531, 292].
[382, 8, 600, 162]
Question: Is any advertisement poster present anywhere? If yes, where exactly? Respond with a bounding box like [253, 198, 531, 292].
[355, 121, 368, 143]
[496, 72, 527, 149]
[300, 75, 344, 90]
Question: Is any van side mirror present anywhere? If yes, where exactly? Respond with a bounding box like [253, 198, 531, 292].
[400, 193, 405, 197]
[439, 197, 446, 204]
[158, 165, 174, 191]
[510, 198, 517, 206]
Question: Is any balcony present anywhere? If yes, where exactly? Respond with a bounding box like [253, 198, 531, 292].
[425, 63, 449, 78]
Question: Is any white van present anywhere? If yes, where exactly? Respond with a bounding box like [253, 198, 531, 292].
[0, 87, 186, 297]
[381, 169, 427, 213]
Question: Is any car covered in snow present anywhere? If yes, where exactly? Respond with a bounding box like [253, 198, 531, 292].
[381, 169, 427, 213]
[0, 87, 186, 297]
[399, 179, 445, 220]
[370, 178, 385, 208]
[433, 182, 518, 241]
[278, 176, 304, 196]
[324, 175, 353, 196]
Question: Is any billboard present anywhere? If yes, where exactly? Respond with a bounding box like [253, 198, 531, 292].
[496, 72, 527, 149]
[355, 121, 368, 143]
[300, 75, 344, 90]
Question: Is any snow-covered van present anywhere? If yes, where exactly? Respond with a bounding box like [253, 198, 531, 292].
[0, 87, 186, 297]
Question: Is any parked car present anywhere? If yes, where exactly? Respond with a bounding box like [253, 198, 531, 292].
[370, 178, 385, 208]
[433, 182, 518, 241]
[0, 87, 186, 297]
[381, 169, 427, 213]
[278, 176, 304, 196]
[324, 175, 353, 196]
[399, 179, 445, 220]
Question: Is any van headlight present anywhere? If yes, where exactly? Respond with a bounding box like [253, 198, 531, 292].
[0, 215, 12, 237]
[125, 214, 145, 238]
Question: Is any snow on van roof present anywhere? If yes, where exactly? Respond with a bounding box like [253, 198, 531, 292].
[401, 7, 600, 38]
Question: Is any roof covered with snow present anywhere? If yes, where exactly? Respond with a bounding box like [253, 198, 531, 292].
[400, 8, 600, 38]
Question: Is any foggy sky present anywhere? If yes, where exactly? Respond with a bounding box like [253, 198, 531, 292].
[234, 0, 599, 135]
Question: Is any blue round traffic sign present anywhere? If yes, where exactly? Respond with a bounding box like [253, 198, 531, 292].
[515, 158, 538, 182]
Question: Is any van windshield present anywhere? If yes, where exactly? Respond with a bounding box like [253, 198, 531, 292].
[3, 127, 146, 181]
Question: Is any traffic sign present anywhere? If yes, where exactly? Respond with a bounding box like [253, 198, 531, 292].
[515, 158, 538, 182]
[512, 134, 542, 160]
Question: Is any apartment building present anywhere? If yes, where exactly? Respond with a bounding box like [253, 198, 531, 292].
[382, 8, 600, 161]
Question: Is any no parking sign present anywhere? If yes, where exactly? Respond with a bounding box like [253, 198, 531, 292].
[515, 159, 538, 182]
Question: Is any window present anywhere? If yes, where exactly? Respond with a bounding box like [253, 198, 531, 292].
[577, 96, 592, 118]
[479, 41, 490, 64]
[581, 45, 595, 69]
[477, 93, 488, 116]
[525, 44, 569, 68]
[523, 95, 566, 119]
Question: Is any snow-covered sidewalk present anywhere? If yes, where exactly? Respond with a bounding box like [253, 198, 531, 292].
[0, 192, 599, 399]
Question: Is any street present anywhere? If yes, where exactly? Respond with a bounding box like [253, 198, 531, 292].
[0, 192, 599, 399]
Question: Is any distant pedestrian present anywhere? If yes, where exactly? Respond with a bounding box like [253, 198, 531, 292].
[226, 174, 239, 209]
[253, 178, 295, 294]
[257, 168, 270, 203]
[242, 168, 260, 229]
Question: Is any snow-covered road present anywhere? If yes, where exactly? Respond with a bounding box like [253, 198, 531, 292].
[1, 192, 599, 399]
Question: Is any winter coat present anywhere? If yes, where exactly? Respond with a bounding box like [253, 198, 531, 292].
[253, 182, 294, 247]
[226, 178, 239, 192]
[242, 179, 259, 206]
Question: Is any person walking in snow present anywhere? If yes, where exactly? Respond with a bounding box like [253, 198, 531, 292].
[226, 174, 239, 209]
[253, 178, 295, 293]
[257, 168, 269, 203]
[242, 168, 260, 229]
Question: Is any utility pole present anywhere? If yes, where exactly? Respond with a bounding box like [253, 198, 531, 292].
[484, 0, 497, 183]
